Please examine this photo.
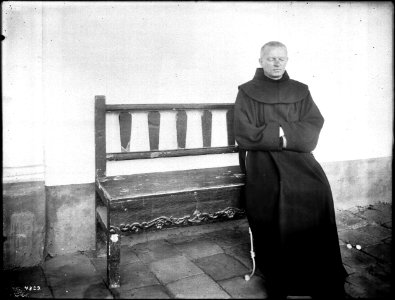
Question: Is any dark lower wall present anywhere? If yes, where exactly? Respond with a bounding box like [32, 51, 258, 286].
[2, 156, 392, 269]
[45, 183, 95, 257]
[3, 181, 46, 269]
[322, 157, 392, 209]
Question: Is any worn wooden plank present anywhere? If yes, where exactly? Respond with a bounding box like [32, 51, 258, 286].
[148, 111, 160, 151]
[106, 146, 239, 160]
[95, 95, 106, 178]
[106, 103, 234, 112]
[119, 112, 131, 152]
[202, 110, 212, 148]
[176, 110, 187, 149]
[115, 210, 246, 235]
[97, 165, 244, 202]
[109, 186, 244, 228]
[227, 108, 235, 146]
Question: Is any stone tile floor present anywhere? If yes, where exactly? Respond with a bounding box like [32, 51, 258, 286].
[3, 203, 392, 299]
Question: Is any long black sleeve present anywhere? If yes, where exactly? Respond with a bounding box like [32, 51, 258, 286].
[234, 89, 282, 151]
[280, 92, 324, 153]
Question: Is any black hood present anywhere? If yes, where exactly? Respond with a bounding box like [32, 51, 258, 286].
[238, 68, 309, 104]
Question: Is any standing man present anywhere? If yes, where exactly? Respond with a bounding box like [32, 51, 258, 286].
[234, 41, 347, 298]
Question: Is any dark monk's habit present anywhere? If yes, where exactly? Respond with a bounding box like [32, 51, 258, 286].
[234, 68, 347, 297]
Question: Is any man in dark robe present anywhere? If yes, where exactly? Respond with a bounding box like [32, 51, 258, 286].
[234, 41, 348, 298]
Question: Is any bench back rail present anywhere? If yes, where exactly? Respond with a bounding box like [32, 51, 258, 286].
[95, 96, 239, 178]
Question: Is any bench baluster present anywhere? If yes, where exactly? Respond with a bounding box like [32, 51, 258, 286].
[211, 109, 229, 147]
[130, 112, 150, 152]
[159, 111, 178, 150]
[185, 110, 203, 148]
[106, 112, 122, 153]
[119, 112, 132, 152]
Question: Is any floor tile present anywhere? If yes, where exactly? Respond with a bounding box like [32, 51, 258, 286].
[80, 282, 114, 299]
[363, 262, 392, 282]
[4, 286, 32, 299]
[344, 281, 365, 299]
[43, 252, 92, 270]
[372, 202, 392, 213]
[340, 245, 378, 269]
[43, 253, 102, 288]
[205, 228, 250, 248]
[149, 255, 203, 284]
[119, 261, 160, 290]
[357, 204, 392, 225]
[4, 266, 48, 287]
[345, 271, 391, 299]
[338, 225, 391, 246]
[166, 273, 230, 299]
[382, 221, 392, 229]
[173, 238, 223, 259]
[166, 234, 202, 245]
[223, 243, 264, 278]
[335, 210, 369, 231]
[3, 204, 392, 300]
[51, 281, 113, 299]
[3, 266, 51, 299]
[120, 245, 140, 265]
[30, 286, 54, 298]
[131, 240, 182, 264]
[343, 264, 356, 276]
[194, 253, 249, 281]
[121, 285, 171, 299]
[382, 236, 392, 245]
[218, 275, 268, 298]
[361, 243, 392, 263]
[223, 242, 252, 268]
[3, 285, 53, 299]
[357, 224, 392, 239]
[90, 257, 107, 280]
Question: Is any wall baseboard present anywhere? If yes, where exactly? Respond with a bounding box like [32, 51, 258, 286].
[3, 165, 45, 183]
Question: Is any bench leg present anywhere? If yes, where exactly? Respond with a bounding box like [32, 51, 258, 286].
[95, 219, 107, 258]
[95, 190, 107, 258]
[107, 228, 121, 288]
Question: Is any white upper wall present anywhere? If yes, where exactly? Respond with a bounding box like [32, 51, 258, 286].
[3, 1, 393, 185]
[3, 2, 44, 182]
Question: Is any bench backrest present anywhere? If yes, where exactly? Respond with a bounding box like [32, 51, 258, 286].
[95, 96, 238, 178]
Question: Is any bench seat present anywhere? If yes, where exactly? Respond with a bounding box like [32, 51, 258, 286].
[96, 165, 246, 235]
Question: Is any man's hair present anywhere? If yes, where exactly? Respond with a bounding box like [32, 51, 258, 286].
[260, 41, 287, 57]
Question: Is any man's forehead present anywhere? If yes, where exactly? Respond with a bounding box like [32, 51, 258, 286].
[262, 46, 288, 57]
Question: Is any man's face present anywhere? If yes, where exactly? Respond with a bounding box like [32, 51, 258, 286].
[259, 46, 288, 80]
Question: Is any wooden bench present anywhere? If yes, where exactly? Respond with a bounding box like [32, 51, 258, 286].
[94, 96, 246, 288]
